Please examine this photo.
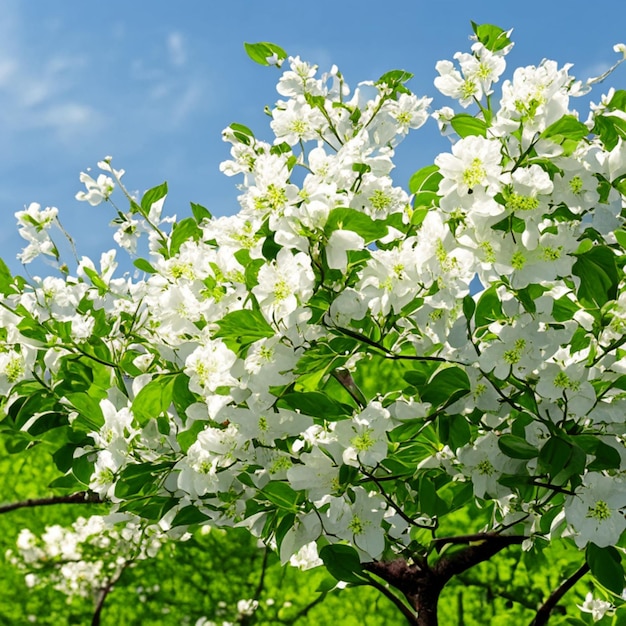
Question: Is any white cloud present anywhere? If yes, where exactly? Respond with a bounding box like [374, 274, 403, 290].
[579, 61, 610, 82]
[0, 4, 100, 139]
[167, 31, 186, 67]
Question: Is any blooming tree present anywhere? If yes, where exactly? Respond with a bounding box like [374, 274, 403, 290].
[2, 23, 626, 625]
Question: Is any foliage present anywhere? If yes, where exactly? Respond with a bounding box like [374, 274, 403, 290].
[2, 23, 626, 625]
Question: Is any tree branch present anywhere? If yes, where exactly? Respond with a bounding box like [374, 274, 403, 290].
[529, 563, 590, 626]
[432, 532, 526, 547]
[364, 574, 419, 625]
[331, 368, 367, 408]
[253, 547, 269, 601]
[92, 566, 125, 626]
[434, 535, 527, 584]
[0, 491, 101, 514]
[456, 572, 539, 611]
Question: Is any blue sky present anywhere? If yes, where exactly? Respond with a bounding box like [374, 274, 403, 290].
[1, 0, 625, 275]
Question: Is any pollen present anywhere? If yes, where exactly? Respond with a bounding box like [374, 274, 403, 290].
[5, 357, 24, 383]
[351, 428, 376, 452]
[460, 78, 477, 100]
[462, 158, 486, 188]
[569, 176, 584, 195]
[273, 279, 291, 302]
[553, 371, 581, 391]
[542, 246, 562, 262]
[511, 250, 526, 270]
[503, 338, 526, 365]
[507, 193, 539, 212]
[396, 111, 413, 125]
[348, 515, 369, 535]
[289, 119, 309, 136]
[480, 241, 496, 263]
[587, 500, 611, 521]
[476, 459, 495, 476]
[369, 189, 392, 212]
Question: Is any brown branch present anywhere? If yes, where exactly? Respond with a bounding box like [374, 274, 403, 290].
[360, 468, 426, 529]
[529, 563, 590, 626]
[365, 535, 528, 626]
[456, 573, 539, 611]
[92, 566, 125, 626]
[432, 532, 526, 547]
[364, 574, 419, 626]
[0, 491, 101, 514]
[253, 547, 269, 601]
[331, 368, 367, 408]
[434, 535, 527, 584]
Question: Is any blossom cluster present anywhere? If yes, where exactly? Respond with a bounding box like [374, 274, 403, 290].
[7, 513, 166, 598]
[3, 25, 626, 613]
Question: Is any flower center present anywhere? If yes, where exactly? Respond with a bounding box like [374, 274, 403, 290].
[587, 500, 611, 521]
[462, 158, 486, 188]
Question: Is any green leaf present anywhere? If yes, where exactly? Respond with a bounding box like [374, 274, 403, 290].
[498, 434, 539, 459]
[258, 481, 300, 511]
[470, 22, 512, 52]
[541, 115, 589, 142]
[214, 309, 275, 355]
[172, 373, 199, 423]
[140, 182, 168, 216]
[48, 473, 85, 491]
[588, 441, 622, 471]
[462, 294, 476, 320]
[593, 115, 623, 151]
[450, 114, 487, 138]
[65, 392, 104, 430]
[244, 41, 287, 66]
[133, 258, 157, 274]
[325, 207, 388, 243]
[316, 575, 340, 593]
[190, 202, 212, 223]
[408, 165, 442, 195]
[171, 505, 211, 527]
[376, 69, 413, 86]
[279, 392, 352, 420]
[226, 122, 255, 146]
[586, 543, 625, 595]
[319, 544, 367, 584]
[82, 266, 109, 292]
[114, 462, 171, 499]
[122, 496, 178, 521]
[72, 453, 94, 486]
[402, 360, 440, 389]
[421, 367, 470, 407]
[132, 375, 177, 425]
[572, 245, 620, 307]
[538, 437, 585, 485]
[375, 69, 413, 96]
[607, 90, 626, 112]
[176, 420, 206, 454]
[0, 257, 15, 295]
[540, 115, 589, 154]
[474, 284, 504, 327]
[448, 415, 472, 450]
[169, 217, 202, 257]
[552, 294, 579, 322]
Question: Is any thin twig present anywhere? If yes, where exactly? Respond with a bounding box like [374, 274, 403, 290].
[253, 547, 269, 601]
[530, 563, 590, 626]
[0, 491, 101, 514]
[331, 369, 367, 408]
[365, 574, 419, 626]
[360, 468, 427, 529]
[432, 532, 528, 547]
[92, 566, 125, 626]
